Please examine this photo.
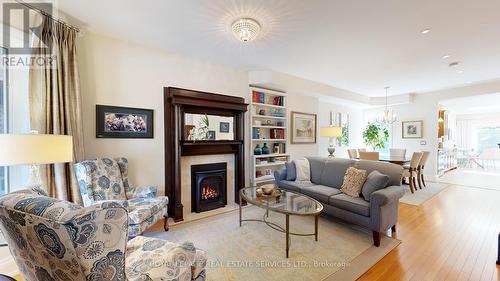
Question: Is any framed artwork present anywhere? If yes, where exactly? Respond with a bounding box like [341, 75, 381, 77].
[219, 122, 230, 133]
[291, 111, 317, 144]
[207, 130, 216, 140]
[96, 105, 153, 138]
[402, 121, 423, 139]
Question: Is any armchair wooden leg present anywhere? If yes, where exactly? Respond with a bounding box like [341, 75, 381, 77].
[163, 217, 169, 232]
[421, 174, 426, 187]
[391, 225, 396, 233]
[372, 231, 381, 247]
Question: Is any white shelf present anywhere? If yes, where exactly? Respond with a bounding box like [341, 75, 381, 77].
[252, 125, 286, 129]
[251, 102, 286, 109]
[250, 87, 289, 186]
[254, 153, 289, 158]
[252, 115, 286, 120]
[255, 161, 286, 168]
[252, 138, 286, 141]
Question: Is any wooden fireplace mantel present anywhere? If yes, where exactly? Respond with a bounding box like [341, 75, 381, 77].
[164, 87, 248, 222]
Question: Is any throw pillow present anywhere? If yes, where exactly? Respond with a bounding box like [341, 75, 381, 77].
[361, 170, 390, 201]
[294, 158, 311, 182]
[340, 167, 367, 197]
[285, 161, 296, 181]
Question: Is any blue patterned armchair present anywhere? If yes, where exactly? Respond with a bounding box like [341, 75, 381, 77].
[0, 189, 206, 281]
[74, 157, 169, 237]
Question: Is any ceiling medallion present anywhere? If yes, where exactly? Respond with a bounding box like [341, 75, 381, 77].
[231, 18, 261, 42]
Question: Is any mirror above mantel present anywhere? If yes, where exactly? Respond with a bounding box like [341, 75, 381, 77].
[184, 113, 235, 141]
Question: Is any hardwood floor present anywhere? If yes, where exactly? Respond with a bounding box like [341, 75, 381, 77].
[358, 184, 500, 281]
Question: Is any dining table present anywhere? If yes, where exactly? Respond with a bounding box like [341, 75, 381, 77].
[356, 155, 410, 166]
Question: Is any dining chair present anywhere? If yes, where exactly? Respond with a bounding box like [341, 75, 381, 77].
[347, 149, 358, 159]
[390, 148, 407, 158]
[417, 151, 430, 189]
[359, 151, 379, 161]
[402, 152, 423, 193]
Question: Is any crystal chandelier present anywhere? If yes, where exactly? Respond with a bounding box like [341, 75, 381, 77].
[382, 86, 397, 125]
[231, 18, 261, 42]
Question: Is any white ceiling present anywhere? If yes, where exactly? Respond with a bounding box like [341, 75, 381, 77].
[440, 92, 500, 115]
[58, 0, 500, 97]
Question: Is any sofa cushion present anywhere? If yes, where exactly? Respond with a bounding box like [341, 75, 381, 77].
[127, 197, 168, 224]
[329, 193, 370, 217]
[285, 161, 296, 181]
[354, 160, 403, 187]
[300, 185, 341, 204]
[340, 167, 367, 197]
[278, 180, 314, 192]
[305, 157, 327, 184]
[320, 158, 356, 188]
[294, 159, 311, 181]
[361, 171, 390, 201]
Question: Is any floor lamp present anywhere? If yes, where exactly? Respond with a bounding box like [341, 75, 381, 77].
[0, 134, 73, 189]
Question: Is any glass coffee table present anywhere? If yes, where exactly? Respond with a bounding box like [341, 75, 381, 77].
[239, 186, 323, 258]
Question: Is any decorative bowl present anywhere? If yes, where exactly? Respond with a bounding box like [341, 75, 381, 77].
[261, 184, 275, 195]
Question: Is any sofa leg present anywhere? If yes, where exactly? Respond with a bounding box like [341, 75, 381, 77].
[391, 225, 396, 233]
[372, 231, 381, 247]
[163, 217, 169, 232]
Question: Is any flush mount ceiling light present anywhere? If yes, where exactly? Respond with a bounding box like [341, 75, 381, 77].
[231, 18, 261, 42]
[421, 28, 431, 34]
[442, 55, 451, 59]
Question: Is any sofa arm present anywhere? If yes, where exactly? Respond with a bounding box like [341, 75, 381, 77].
[370, 185, 405, 207]
[274, 169, 287, 183]
[370, 185, 405, 232]
[129, 186, 157, 198]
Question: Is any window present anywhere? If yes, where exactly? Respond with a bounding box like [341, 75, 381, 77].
[477, 126, 500, 153]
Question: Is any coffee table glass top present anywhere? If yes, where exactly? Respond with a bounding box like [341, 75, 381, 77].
[241, 186, 323, 216]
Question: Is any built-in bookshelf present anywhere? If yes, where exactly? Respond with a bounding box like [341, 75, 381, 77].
[250, 87, 290, 185]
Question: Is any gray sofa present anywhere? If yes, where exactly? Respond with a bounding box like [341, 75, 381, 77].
[274, 157, 404, 246]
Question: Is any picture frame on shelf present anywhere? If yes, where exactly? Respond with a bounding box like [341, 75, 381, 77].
[219, 122, 230, 133]
[96, 105, 153, 138]
[207, 130, 216, 140]
[291, 111, 317, 144]
[402, 121, 423, 139]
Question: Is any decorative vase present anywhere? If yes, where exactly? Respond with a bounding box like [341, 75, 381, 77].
[262, 143, 270, 154]
[254, 144, 262, 155]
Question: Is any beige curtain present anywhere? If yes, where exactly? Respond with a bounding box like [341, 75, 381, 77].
[29, 14, 85, 204]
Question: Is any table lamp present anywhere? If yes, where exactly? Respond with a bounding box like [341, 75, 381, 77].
[320, 126, 342, 158]
[0, 134, 73, 187]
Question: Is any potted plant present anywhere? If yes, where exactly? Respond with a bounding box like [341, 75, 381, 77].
[362, 123, 389, 151]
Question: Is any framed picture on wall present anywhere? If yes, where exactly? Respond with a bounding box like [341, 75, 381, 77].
[291, 111, 317, 144]
[96, 105, 154, 138]
[219, 122, 230, 133]
[402, 121, 423, 139]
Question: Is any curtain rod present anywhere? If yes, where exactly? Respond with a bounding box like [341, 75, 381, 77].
[15, 0, 80, 33]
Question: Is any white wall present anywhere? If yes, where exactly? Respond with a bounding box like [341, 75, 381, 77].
[78, 33, 249, 194]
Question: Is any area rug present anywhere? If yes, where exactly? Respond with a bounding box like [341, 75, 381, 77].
[399, 182, 450, 206]
[145, 207, 400, 281]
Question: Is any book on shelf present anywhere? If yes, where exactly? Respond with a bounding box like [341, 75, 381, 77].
[252, 91, 265, 104]
[252, 128, 260, 139]
[270, 128, 285, 140]
[252, 90, 285, 106]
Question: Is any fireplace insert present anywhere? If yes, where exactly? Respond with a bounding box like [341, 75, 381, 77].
[191, 162, 227, 213]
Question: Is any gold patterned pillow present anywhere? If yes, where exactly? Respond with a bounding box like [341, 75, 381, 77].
[340, 167, 367, 197]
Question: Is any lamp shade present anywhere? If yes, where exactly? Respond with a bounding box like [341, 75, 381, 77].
[0, 134, 73, 166]
[320, 126, 342, 138]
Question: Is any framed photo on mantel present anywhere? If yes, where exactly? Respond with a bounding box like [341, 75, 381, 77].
[96, 105, 154, 138]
